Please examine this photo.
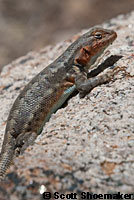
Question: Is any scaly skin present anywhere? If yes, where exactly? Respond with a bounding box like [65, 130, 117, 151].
[0, 27, 117, 180]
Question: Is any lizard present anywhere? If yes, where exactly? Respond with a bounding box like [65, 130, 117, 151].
[0, 27, 122, 180]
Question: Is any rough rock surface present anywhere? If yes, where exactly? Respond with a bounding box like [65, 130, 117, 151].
[0, 12, 134, 199]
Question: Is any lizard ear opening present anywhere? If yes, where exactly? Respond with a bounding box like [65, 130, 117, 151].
[94, 32, 102, 39]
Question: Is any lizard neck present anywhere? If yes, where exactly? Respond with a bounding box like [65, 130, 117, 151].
[55, 38, 90, 70]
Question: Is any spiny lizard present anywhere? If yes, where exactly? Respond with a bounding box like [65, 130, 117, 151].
[0, 27, 122, 180]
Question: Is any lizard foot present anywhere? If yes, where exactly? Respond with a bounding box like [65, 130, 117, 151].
[106, 66, 131, 81]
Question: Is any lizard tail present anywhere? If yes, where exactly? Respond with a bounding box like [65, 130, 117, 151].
[0, 136, 15, 181]
[0, 147, 14, 181]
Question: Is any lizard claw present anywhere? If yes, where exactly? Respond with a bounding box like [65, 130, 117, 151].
[107, 66, 132, 80]
[112, 66, 134, 78]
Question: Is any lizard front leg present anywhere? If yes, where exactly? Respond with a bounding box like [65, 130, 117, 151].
[75, 66, 127, 98]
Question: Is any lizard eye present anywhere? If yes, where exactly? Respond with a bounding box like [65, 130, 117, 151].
[94, 32, 102, 39]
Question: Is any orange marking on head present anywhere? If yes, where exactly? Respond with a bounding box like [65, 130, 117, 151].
[74, 45, 92, 66]
[74, 28, 117, 67]
[74, 40, 105, 66]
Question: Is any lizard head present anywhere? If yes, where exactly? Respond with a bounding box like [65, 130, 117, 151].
[74, 27, 117, 69]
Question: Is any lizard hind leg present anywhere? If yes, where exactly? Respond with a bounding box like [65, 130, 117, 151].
[15, 131, 37, 155]
[0, 132, 37, 180]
